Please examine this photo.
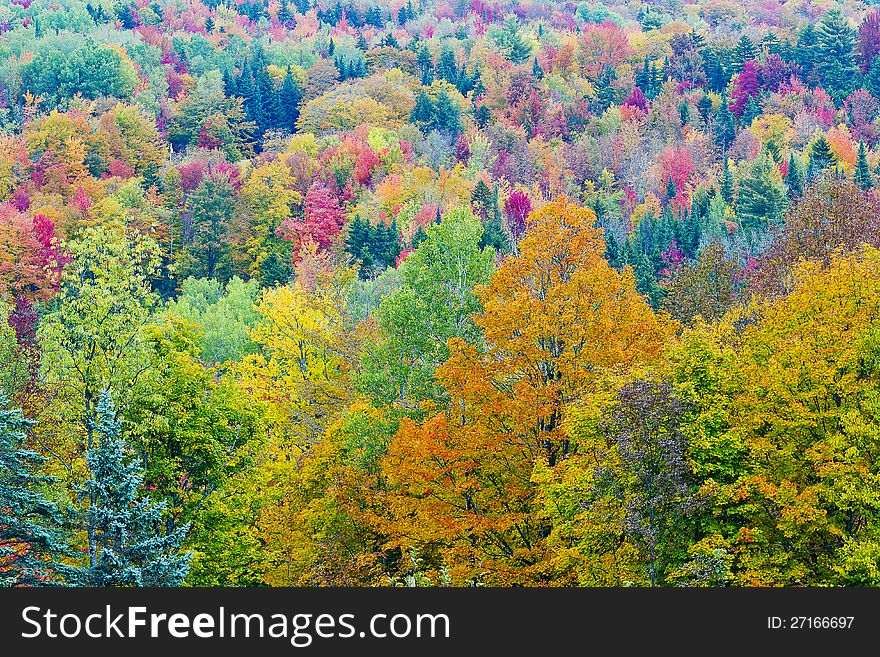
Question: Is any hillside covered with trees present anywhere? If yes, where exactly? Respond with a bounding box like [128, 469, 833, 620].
[3, 0, 880, 587]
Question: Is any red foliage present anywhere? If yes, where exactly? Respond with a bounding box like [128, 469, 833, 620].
[277, 180, 346, 261]
[730, 61, 760, 118]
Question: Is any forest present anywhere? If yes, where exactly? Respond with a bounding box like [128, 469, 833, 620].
[2, 0, 880, 587]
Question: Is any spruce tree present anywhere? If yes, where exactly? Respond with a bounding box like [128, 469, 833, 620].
[0, 396, 74, 586]
[733, 34, 756, 72]
[532, 57, 544, 80]
[796, 23, 820, 83]
[81, 392, 192, 587]
[417, 45, 434, 85]
[736, 153, 788, 233]
[716, 91, 736, 151]
[280, 65, 302, 132]
[855, 140, 874, 189]
[810, 135, 836, 171]
[721, 157, 735, 204]
[696, 94, 712, 125]
[434, 90, 461, 134]
[436, 46, 458, 85]
[785, 152, 804, 197]
[816, 8, 860, 104]
[410, 89, 436, 130]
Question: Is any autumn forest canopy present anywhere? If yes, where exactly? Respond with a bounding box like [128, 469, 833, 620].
[3, 0, 880, 588]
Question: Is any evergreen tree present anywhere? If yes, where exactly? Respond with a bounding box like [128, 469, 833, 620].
[356, 32, 369, 51]
[417, 45, 434, 85]
[471, 179, 499, 225]
[474, 104, 490, 128]
[796, 23, 821, 83]
[81, 392, 192, 587]
[721, 157, 735, 205]
[855, 140, 874, 189]
[328, 37, 335, 56]
[279, 65, 302, 132]
[410, 89, 436, 130]
[733, 34, 756, 71]
[434, 90, 461, 134]
[816, 8, 861, 104]
[436, 45, 458, 85]
[0, 395, 74, 586]
[810, 135, 836, 171]
[696, 94, 712, 125]
[785, 152, 804, 197]
[532, 57, 544, 80]
[665, 177, 678, 203]
[736, 153, 788, 233]
[716, 91, 736, 151]
[742, 95, 762, 126]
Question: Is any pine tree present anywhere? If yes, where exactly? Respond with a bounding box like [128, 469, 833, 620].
[434, 90, 461, 134]
[279, 65, 302, 132]
[410, 89, 436, 130]
[742, 95, 762, 126]
[665, 177, 678, 203]
[532, 57, 544, 80]
[721, 157, 735, 205]
[736, 153, 788, 233]
[733, 34, 756, 71]
[796, 23, 820, 83]
[696, 94, 712, 125]
[716, 91, 736, 151]
[785, 152, 804, 197]
[868, 56, 880, 98]
[816, 8, 861, 104]
[0, 395, 74, 586]
[436, 46, 458, 85]
[810, 135, 836, 171]
[417, 45, 434, 85]
[81, 392, 192, 587]
[855, 140, 874, 189]
[328, 37, 335, 56]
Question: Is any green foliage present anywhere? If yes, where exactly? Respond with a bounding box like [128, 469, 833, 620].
[168, 276, 262, 366]
[358, 206, 494, 409]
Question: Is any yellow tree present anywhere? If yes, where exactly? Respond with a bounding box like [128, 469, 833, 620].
[381, 200, 672, 584]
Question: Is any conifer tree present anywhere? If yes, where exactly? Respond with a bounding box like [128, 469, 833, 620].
[855, 140, 874, 189]
[0, 395, 74, 586]
[721, 157, 735, 205]
[816, 8, 860, 104]
[716, 91, 736, 151]
[810, 135, 836, 171]
[785, 152, 804, 197]
[81, 392, 192, 587]
[280, 65, 302, 132]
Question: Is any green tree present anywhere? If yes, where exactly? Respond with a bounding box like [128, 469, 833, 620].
[0, 395, 74, 586]
[736, 153, 788, 233]
[855, 140, 874, 190]
[80, 392, 192, 586]
[358, 206, 495, 409]
[816, 8, 860, 104]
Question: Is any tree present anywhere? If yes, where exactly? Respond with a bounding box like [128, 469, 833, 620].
[596, 378, 699, 586]
[661, 242, 742, 325]
[279, 65, 303, 132]
[495, 16, 532, 64]
[856, 140, 874, 189]
[751, 178, 880, 296]
[434, 90, 461, 134]
[810, 135, 836, 172]
[0, 395, 74, 586]
[38, 226, 160, 464]
[716, 91, 736, 151]
[80, 392, 191, 586]
[409, 89, 436, 130]
[359, 206, 494, 408]
[381, 201, 671, 584]
[181, 174, 235, 281]
[816, 8, 861, 105]
[785, 153, 803, 197]
[278, 180, 346, 261]
[735, 153, 788, 234]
